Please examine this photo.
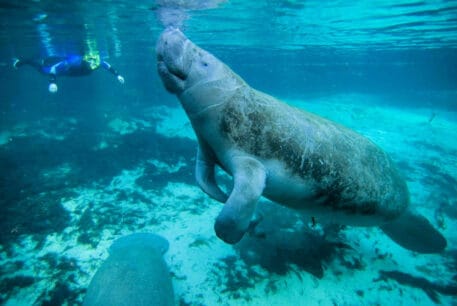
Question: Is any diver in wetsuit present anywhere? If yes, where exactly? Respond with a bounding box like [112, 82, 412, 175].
[13, 53, 124, 93]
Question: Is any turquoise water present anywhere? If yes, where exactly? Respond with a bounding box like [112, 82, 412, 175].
[0, 1, 457, 305]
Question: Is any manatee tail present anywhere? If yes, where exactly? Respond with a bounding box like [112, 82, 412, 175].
[380, 211, 447, 254]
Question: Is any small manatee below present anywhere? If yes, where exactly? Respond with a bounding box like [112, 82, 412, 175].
[83, 233, 174, 306]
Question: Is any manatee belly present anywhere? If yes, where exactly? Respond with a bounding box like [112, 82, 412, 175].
[217, 90, 409, 225]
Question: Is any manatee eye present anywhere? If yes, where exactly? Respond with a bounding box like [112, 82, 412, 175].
[202, 62, 208, 67]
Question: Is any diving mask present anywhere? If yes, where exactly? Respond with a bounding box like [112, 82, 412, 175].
[84, 53, 100, 70]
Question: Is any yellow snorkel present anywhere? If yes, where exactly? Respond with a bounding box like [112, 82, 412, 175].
[84, 35, 101, 70]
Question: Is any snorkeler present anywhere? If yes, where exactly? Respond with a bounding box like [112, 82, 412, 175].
[12, 53, 125, 93]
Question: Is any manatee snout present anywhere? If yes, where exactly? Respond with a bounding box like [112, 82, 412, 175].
[157, 28, 191, 93]
[157, 27, 187, 60]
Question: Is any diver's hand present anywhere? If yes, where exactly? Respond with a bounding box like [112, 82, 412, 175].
[48, 83, 58, 93]
[117, 75, 124, 84]
[12, 58, 20, 69]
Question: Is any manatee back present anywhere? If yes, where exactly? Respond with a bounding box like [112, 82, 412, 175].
[109, 232, 169, 255]
[218, 90, 409, 220]
[83, 233, 174, 306]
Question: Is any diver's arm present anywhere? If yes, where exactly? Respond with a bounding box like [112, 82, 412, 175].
[48, 73, 57, 93]
[101, 61, 124, 84]
[47, 62, 64, 93]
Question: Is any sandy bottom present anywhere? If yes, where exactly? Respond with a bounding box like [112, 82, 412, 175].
[1, 93, 456, 305]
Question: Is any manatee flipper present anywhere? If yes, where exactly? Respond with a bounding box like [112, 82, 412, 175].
[381, 211, 447, 254]
[214, 156, 266, 244]
[195, 143, 228, 203]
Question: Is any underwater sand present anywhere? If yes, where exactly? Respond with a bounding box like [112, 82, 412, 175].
[1, 93, 456, 305]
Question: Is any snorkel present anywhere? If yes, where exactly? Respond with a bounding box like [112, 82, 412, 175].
[84, 36, 101, 70]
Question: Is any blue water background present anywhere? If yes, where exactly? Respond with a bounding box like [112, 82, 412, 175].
[0, 0, 457, 305]
[1, 0, 456, 128]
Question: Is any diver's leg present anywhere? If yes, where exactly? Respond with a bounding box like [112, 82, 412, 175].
[13, 58, 42, 70]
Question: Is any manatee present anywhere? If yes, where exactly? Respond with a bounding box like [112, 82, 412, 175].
[83, 233, 174, 306]
[156, 28, 446, 254]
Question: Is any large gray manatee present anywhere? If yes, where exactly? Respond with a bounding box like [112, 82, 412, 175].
[156, 28, 446, 253]
[83, 233, 174, 306]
